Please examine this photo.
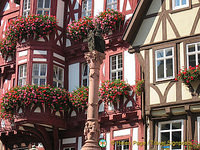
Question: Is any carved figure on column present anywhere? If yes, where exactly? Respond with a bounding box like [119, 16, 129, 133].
[84, 121, 100, 141]
[87, 24, 105, 53]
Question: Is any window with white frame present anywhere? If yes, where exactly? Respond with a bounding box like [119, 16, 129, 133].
[23, 0, 30, 17]
[32, 63, 47, 86]
[53, 65, 64, 88]
[187, 42, 200, 68]
[82, 0, 92, 17]
[172, 0, 189, 10]
[81, 62, 89, 87]
[158, 120, 183, 150]
[18, 64, 27, 86]
[107, 0, 117, 10]
[156, 47, 174, 81]
[110, 53, 123, 80]
[37, 0, 51, 15]
[114, 139, 129, 150]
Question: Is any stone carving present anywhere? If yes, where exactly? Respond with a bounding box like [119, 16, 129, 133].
[87, 25, 105, 53]
[84, 121, 100, 141]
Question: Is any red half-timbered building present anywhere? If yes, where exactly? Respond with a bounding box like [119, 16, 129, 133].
[0, 0, 144, 149]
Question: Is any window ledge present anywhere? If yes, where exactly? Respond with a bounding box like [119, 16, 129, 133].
[154, 78, 176, 84]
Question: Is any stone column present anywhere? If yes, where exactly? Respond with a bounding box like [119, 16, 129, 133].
[81, 51, 105, 150]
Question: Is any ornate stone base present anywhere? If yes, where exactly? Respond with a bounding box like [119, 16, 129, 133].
[81, 140, 101, 150]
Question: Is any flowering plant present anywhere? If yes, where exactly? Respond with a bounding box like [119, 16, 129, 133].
[0, 39, 16, 59]
[99, 80, 131, 103]
[96, 9, 124, 33]
[0, 85, 69, 119]
[67, 16, 94, 41]
[185, 140, 200, 150]
[69, 86, 88, 109]
[135, 80, 144, 95]
[175, 65, 200, 85]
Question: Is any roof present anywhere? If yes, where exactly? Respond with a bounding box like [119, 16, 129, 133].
[122, 0, 153, 45]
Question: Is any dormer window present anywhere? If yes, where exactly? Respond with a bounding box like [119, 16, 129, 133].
[82, 0, 92, 17]
[107, 0, 117, 10]
[23, 0, 30, 17]
[172, 0, 189, 10]
[37, 0, 51, 15]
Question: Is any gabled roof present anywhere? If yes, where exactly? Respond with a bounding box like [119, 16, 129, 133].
[122, 0, 153, 45]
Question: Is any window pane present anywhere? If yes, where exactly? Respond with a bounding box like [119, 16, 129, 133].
[182, 0, 186, 5]
[175, 0, 180, 6]
[33, 64, 39, 76]
[111, 56, 116, 70]
[166, 59, 173, 77]
[157, 60, 164, 79]
[18, 79, 22, 86]
[59, 68, 63, 80]
[22, 79, 26, 86]
[172, 122, 182, 129]
[38, 0, 43, 8]
[118, 71, 122, 80]
[198, 43, 200, 51]
[161, 123, 170, 130]
[45, 0, 50, 8]
[40, 79, 46, 85]
[40, 64, 47, 76]
[33, 78, 38, 85]
[157, 50, 164, 58]
[24, 0, 27, 9]
[44, 11, 50, 15]
[19, 66, 23, 77]
[161, 132, 170, 144]
[53, 66, 57, 79]
[83, 79, 87, 87]
[37, 10, 43, 15]
[83, 64, 88, 76]
[53, 81, 57, 87]
[165, 49, 172, 56]
[189, 55, 196, 67]
[112, 72, 116, 80]
[172, 131, 182, 149]
[24, 64, 27, 77]
[58, 83, 62, 88]
[198, 54, 200, 65]
[118, 54, 122, 68]
[188, 44, 195, 52]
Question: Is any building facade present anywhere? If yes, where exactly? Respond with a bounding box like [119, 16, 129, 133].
[123, 0, 200, 150]
[0, 0, 144, 150]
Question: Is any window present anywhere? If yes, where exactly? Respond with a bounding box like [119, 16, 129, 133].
[81, 63, 89, 86]
[172, 0, 189, 10]
[187, 42, 200, 68]
[114, 139, 129, 150]
[110, 53, 123, 80]
[18, 64, 27, 86]
[82, 0, 92, 17]
[32, 64, 47, 86]
[37, 0, 51, 15]
[155, 47, 174, 81]
[107, 0, 117, 10]
[158, 120, 183, 150]
[53, 65, 64, 88]
[198, 117, 200, 142]
[64, 148, 75, 150]
[23, 0, 30, 17]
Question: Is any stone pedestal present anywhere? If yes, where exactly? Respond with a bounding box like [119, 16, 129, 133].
[81, 51, 105, 150]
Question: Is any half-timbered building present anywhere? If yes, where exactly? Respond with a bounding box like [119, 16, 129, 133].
[123, 0, 200, 150]
[0, 0, 144, 150]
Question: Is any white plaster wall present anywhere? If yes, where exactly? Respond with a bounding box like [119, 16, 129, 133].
[124, 51, 135, 85]
[156, 82, 169, 96]
[166, 19, 176, 39]
[180, 42, 184, 69]
[149, 49, 153, 83]
[182, 83, 192, 100]
[68, 63, 80, 92]
[19, 50, 28, 57]
[166, 84, 176, 103]
[150, 87, 160, 104]
[120, 0, 124, 12]
[132, 128, 138, 150]
[56, 0, 64, 27]
[113, 128, 131, 137]
[94, 1, 104, 16]
[62, 137, 76, 144]
[106, 133, 110, 150]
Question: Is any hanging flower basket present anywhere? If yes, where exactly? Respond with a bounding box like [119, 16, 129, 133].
[95, 9, 125, 34]
[0, 85, 69, 119]
[135, 80, 144, 95]
[67, 16, 95, 41]
[99, 79, 131, 104]
[0, 39, 16, 60]
[69, 86, 88, 109]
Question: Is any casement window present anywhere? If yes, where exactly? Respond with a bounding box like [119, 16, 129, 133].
[172, 0, 189, 10]
[110, 53, 123, 80]
[18, 64, 27, 86]
[187, 42, 200, 68]
[53, 65, 64, 88]
[155, 47, 174, 81]
[81, 63, 89, 87]
[114, 139, 129, 150]
[158, 120, 184, 150]
[107, 0, 117, 10]
[23, 0, 30, 17]
[82, 0, 92, 17]
[37, 0, 51, 15]
[32, 63, 47, 86]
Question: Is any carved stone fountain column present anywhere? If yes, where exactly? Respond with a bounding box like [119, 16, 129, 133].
[81, 51, 105, 150]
